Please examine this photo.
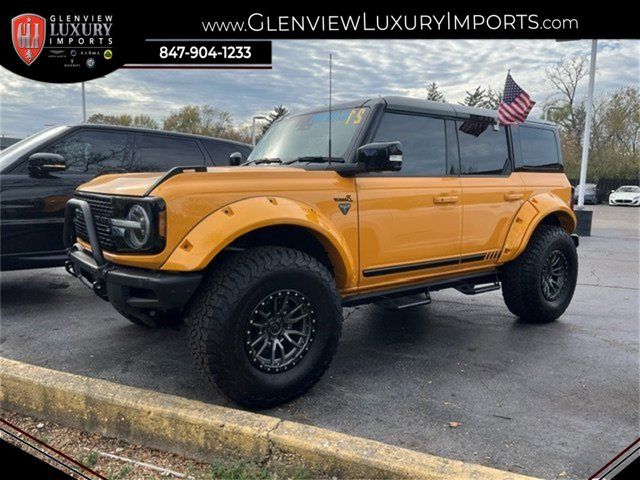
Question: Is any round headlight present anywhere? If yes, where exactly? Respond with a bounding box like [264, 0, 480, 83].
[124, 204, 151, 249]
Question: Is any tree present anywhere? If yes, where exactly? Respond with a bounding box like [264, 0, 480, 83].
[261, 105, 289, 135]
[484, 87, 503, 110]
[460, 86, 488, 108]
[458, 85, 504, 110]
[587, 86, 640, 179]
[87, 113, 159, 129]
[162, 105, 234, 137]
[132, 114, 158, 129]
[425, 82, 446, 102]
[544, 56, 589, 145]
[87, 113, 133, 126]
[551, 86, 640, 181]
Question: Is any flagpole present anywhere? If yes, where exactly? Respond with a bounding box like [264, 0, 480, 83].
[576, 40, 597, 209]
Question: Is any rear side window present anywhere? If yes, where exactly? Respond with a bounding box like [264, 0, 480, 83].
[517, 126, 560, 169]
[42, 129, 128, 174]
[374, 112, 446, 176]
[457, 121, 510, 175]
[132, 134, 205, 172]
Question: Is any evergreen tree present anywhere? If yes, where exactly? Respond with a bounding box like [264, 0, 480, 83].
[261, 105, 290, 135]
[461, 86, 487, 108]
[425, 82, 446, 102]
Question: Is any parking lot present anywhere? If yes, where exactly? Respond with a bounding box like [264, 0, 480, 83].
[1, 204, 638, 479]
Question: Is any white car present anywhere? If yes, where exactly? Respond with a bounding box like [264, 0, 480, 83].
[609, 185, 640, 206]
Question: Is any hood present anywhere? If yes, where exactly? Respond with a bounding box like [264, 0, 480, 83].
[77, 171, 165, 197]
[76, 166, 308, 197]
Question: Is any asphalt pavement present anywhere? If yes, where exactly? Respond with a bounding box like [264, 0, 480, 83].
[1, 204, 638, 479]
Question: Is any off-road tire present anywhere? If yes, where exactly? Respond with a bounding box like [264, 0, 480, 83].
[113, 305, 183, 328]
[187, 246, 343, 408]
[501, 224, 578, 323]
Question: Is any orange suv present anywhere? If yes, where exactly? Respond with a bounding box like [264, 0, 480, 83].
[65, 97, 579, 407]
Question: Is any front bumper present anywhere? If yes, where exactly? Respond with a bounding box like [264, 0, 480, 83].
[64, 198, 201, 313]
[609, 198, 640, 206]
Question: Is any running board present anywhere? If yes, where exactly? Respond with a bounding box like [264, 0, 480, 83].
[342, 270, 498, 307]
[454, 282, 501, 295]
[375, 292, 431, 311]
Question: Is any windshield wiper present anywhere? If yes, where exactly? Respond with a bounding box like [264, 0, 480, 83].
[284, 156, 344, 165]
[246, 157, 282, 165]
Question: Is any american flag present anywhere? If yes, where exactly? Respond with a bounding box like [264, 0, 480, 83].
[459, 114, 493, 137]
[498, 73, 535, 125]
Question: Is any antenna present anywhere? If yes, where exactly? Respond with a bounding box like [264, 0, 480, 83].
[328, 52, 332, 165]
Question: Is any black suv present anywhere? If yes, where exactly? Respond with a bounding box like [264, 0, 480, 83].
[0, 124, 252, 271]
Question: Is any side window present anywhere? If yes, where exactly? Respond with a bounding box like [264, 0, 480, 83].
[374, 112, 446, 176]
[517, 126, 560, 169]
[132, 135, 205, 172]
[457, 121, 510, 175]
[42, 130, 128, 174]
[203, 140, 245, 165]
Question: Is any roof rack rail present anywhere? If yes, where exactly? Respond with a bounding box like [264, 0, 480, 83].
[143, 165, 208, 196]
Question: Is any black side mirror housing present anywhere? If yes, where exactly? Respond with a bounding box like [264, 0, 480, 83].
[356, 141, 403, 172]
[28, 153, 66, 177]
[229, 151, 243, 166]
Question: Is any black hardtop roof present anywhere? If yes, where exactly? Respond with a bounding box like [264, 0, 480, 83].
[293, 96, 555, 128]
[66, 123, 252, 147]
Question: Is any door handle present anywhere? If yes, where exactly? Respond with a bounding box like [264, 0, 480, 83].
[504, 192, 523, 201]
[434, 195, 459, 204]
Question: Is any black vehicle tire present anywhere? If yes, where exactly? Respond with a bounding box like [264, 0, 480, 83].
[187, 246, 343, 408]
[113, 305, 183, 328]
[501, 224, 578, 323]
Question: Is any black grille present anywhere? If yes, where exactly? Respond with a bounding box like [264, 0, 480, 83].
[74, 194, 115, 250]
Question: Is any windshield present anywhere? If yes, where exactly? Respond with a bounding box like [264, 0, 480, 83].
[616, 186, 640, 193]
[0, 126, 69, 171]
[247, 107, 369, 163]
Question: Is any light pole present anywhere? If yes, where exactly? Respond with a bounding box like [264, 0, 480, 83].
[576, 39, 598, 209]
[252, 115, 268, 146]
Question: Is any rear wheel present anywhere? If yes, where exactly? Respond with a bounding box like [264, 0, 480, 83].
[187, 246, 343, 408]
[501, 224, 578, 323]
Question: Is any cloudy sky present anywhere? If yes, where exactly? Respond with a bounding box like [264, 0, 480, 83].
[1, 39, 638, 138]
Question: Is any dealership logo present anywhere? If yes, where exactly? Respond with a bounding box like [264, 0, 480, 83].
[12, 13, 46, 65]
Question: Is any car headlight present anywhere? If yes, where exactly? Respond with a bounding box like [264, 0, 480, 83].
[110, 198, 165, 253]
[112, 204, 151, 249]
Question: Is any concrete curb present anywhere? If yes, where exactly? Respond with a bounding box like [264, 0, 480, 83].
[0, 357, 538, 479]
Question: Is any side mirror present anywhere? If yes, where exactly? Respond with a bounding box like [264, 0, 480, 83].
[28, 153, 66, 177]
[611, 190, 615, 194]
[229, 151, 243, 166]
[356, 141, 403, 172]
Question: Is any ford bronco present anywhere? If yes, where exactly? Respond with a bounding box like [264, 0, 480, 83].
[65, 97, 579, 408]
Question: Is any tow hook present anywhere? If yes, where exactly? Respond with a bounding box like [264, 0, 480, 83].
[92, 280, 108, 300]
[64, 260, 75, 276]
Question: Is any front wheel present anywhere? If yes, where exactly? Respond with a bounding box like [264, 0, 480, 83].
[187, 246, 343, 408]
[501, 224, 578, 323]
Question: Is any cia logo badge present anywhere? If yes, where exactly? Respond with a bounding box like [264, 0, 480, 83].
[338, 203, 351, 215]
[12, 13, 46, 66]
